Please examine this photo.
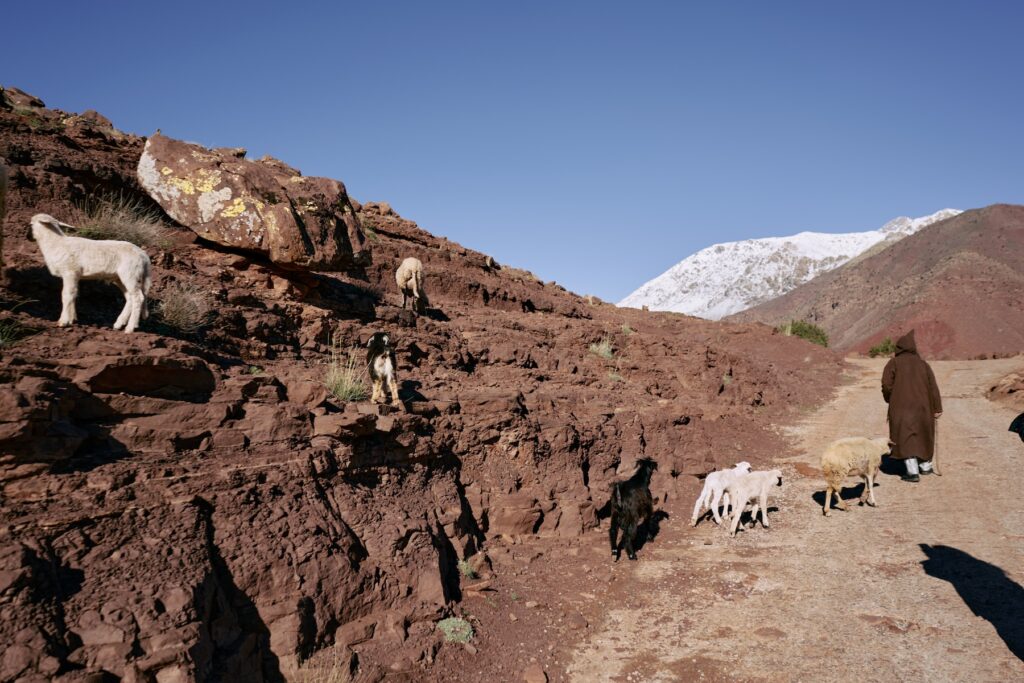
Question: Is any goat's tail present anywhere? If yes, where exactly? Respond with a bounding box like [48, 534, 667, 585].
[612, 482, 622, 507]
[143, 264, 153, 296]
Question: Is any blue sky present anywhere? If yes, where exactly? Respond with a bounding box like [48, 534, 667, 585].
[6, 1, 1023, 301]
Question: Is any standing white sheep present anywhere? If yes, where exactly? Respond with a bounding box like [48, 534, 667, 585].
[725, 469, 783, 536]
[821, 437, 889, 516]
[395, 256, 427, 314]
[30, 213, 152, 333]
[691, 461, 753, 527]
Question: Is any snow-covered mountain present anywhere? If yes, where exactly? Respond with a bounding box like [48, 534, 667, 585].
[618, 209, 961, 320]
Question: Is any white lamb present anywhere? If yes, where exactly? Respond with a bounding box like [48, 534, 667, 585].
[725, 469, 783, 536]
[821, 437, 888, 516]
[395, 256, 427, 314]
[691, 461, 753, 527]
[30, 213, 152, 333]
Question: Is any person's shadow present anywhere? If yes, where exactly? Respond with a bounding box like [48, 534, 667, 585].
[920, 544, 1024, 661]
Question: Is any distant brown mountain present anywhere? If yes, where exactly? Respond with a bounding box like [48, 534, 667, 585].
[729, 204, 1024, 359]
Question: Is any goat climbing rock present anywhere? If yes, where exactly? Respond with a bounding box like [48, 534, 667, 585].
[138, 132, 369, 271]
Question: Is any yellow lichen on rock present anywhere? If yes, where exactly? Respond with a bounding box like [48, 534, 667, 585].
[161, 167, 173, 176]
[167, 176, 195, 195]
[221, 197, 248, 218]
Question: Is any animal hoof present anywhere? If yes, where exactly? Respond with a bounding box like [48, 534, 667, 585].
[867, 501, 877, 507]
[628, 554, 637, 561]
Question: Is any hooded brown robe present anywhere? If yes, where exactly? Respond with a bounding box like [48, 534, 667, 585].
[881, 330, 942, 461]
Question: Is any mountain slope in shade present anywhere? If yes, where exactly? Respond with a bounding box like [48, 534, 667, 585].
[618, 209, 961, 319]
[729, 204, 1024, 359]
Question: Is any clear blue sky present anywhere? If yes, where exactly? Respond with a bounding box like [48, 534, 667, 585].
[6, 1, 1023, 301]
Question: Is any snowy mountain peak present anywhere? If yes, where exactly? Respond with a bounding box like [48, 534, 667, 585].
[618, 208, 961, 320]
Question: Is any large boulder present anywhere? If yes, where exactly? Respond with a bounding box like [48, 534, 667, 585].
[138, 133, 369, 271]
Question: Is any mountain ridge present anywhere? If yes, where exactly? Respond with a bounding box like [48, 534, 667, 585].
[619, 209, 961, 319]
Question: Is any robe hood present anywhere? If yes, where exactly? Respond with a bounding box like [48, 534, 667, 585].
[895, 330, 917, 355]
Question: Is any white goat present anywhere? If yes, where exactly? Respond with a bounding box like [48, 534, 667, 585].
[30, 213, 152, 333]
[691, 461, 753, 527]
[821, 437, 888, 516]
[725, 469, 783, 536]
[395, 256, 427, 313]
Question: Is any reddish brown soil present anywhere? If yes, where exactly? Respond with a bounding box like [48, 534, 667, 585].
[729, 206, 1024, 360]
[0, 87, 841, 682]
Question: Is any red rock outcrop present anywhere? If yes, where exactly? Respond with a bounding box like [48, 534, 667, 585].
[138, 133, 368, 271]
[0, 87, 842, 681]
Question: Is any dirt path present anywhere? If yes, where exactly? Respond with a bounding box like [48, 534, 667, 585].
[566, 358, 1024, 682]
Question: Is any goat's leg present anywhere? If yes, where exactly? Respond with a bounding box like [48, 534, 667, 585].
[371, 378, 383, 403]
[624, 522, 639, 560]
[113, 281, 131, 330]
[823, 486, 832, 516]
[609, 514, 620, 559]
[729, 505, 743, 536]
[124, 290, 143, 333]
[691, 488, 707, 527]
[58, 276, 79, 326]
[709, 489, 725, 525]
[388, 374, 401, 408]
[759, 492, 770, 527]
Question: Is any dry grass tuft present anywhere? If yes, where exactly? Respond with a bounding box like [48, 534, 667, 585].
[325, 341, 368, 402]
[589, 336, 614, 360]
[157, 282, 212, 334]
[71, 194, 170, 249]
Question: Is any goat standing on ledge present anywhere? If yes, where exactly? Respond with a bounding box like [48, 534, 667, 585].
[366, 332, 401, 408]
[609, 458, 658, 561]
[30, 213, 152, 333]
[395, 256, 428, 314]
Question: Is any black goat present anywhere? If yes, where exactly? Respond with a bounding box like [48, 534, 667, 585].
[609, 458, 658, 561]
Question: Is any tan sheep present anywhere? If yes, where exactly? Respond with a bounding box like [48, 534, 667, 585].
[395, 256, 427, 314]
[821, 437, 889, 516]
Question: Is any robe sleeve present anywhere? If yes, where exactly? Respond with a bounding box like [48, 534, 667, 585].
[926, 363, 942, 414]
[881, 359, 896, 404]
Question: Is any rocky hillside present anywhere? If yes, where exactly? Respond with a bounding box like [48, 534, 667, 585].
[619, 209, 960, 319]
[730, 205, 1024, 359]
[0, 86, 841, 682]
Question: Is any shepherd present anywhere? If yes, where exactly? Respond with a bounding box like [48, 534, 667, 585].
[882, 330, 943, 482]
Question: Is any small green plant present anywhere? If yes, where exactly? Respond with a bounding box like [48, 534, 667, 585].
[157, 282, 212, 334]
[248, 365, 263, 375]
[868, 337, 897, 358]
[325, 340, 368, 402]
[621, 323, 635, 336]
[510, 591, 520, 602]
[607, 371, 625, 383]
[0, 315, 36, 348]
[437, 617, 474, 643]
[458, 559, 478, 580]
[359, 215, 379, 242]
[71, 194, 170, 249]
[589, 336, 614, 359]
[778, 320, 829, 348]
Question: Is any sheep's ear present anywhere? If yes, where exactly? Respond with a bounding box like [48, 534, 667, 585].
[382, 334, 389, 346]
[43, 217, 67, 235]
[366, 337, 374, 348]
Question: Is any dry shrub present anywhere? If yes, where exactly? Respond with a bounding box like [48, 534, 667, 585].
[72, 194, 170, 249]
[325, 341, 368, 402]
[157, 282, 212, 334]
[589, 336, 614, 359]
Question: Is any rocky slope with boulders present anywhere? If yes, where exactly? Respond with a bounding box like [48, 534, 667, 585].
[730, 205, 1024, 359]
[0, 86, 841, 682]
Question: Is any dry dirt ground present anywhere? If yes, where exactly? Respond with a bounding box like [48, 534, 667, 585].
[565, 357, 1024, 683]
